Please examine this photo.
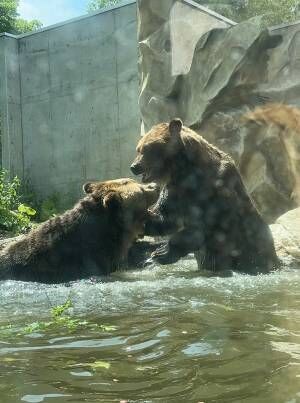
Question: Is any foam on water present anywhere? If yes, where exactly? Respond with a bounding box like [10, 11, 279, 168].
[0, 257, 299, 321]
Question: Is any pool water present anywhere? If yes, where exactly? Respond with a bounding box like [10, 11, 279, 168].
[0, 258, 299, 403]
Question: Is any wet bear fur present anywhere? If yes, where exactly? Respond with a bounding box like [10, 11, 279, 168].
[131, 119, 279, 274]
[0, 178, 158, 283]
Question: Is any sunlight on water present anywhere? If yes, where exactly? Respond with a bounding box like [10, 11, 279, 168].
[0, 258, 299, 403]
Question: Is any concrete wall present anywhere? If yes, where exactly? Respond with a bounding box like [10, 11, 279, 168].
[0, 0, 237, 206]
[0, 35, 24, 180]
[0, 0, 139, 206]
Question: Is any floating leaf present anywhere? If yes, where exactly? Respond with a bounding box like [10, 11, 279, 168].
[51, 300, 72, 318]
[136, 366, 153, 372]
[88, 361, 111, 370]
[71, 361, 111, 370]
[99, 325, 117, 332]
[0, 299, 117, 339]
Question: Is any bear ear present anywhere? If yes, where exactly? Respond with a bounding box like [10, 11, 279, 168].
[169, 118, 183, 136]
[83, 182, 93, 194]
[103, 191, 122, 210]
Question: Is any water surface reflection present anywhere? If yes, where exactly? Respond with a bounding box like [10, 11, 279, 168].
[0, 259, 299, 403]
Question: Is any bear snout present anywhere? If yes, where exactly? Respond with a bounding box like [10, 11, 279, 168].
[130, 161, 144, 175]
[145, 182, 159, 192]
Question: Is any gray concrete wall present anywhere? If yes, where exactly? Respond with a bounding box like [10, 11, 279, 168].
[0, 34, 24, 180]
[0, 0, 238, 206]
[0, 0, 139, 206]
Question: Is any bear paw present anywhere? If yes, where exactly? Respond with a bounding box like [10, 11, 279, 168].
[151, 243, 181, 265]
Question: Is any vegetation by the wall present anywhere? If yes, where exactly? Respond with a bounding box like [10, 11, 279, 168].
[38, 194, 60, 222]
[0, 0, 42, 35]
[87, 0, 300, 26]
[196, 0, 300, 26]
[87, 0, 122, 12]
[0, 170, 36, 235]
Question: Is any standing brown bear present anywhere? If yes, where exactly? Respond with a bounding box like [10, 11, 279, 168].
[131, 119, 278, 274]
[0, 178, 158, 283]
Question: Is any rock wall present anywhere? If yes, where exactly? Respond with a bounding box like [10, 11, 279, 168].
[137, 0, 300, 222]
[137, 0, 232, 132]
[270, 207, 300, 267]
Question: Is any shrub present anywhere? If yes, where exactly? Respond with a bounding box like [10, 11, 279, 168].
[197, 0, 300, 26]
[0, 170, 36, 234]
[39, 194, 60, 222]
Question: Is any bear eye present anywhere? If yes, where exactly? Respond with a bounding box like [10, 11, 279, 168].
[145, 143, 163, 156]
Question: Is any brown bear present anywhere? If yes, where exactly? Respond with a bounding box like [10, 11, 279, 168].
[0, 178, 159, 283]
[131, 119, 279, 274]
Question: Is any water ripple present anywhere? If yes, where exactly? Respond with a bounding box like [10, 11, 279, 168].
[0, 260, 299, 402]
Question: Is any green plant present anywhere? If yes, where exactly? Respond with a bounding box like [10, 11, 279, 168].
[0, 170, 36, 234]
[13, 18, 42, 34]
[87, 0, 122, 12]
[0, 0, 42, 34]
[51, 299, 73, 318]
[0, 299, 117, 340]
[197, 0, 300, 26]
[23, 299, 78, 332]
[17, 181, 61, 223]
[39, 194, 60, 222]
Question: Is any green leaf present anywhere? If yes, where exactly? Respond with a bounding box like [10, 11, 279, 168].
[72, 361, 111, 370]
[51, 299, 73, 318]
[99, 324, 117, 332]
[18, 204, 36, 216]
[89, 361, 111, 370]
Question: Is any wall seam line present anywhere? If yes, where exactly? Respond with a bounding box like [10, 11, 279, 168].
[3, 38, 11, 174]
[17, 39, 25, 180]
[114, 10, 122, 177]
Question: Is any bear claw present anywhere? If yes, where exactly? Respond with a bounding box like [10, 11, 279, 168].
[151, 244, 181, 265]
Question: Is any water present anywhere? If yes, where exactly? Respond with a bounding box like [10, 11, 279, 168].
[0, 258, 299, 403]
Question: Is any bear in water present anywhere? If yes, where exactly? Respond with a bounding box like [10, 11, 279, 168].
[131, 119, 279, 274]
[0, 178, 159, 283]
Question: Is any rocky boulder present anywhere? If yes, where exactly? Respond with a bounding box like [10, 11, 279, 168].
[137, 0, 300, 222]
[270, 208, 300, 268]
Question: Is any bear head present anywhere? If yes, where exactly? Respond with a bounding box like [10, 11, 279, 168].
[83, 178, 159, 242]
[131, 119, 183, 184]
